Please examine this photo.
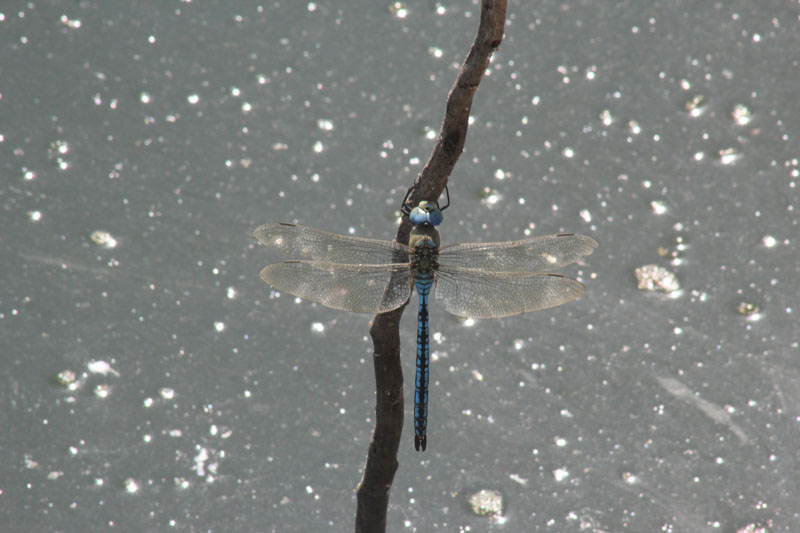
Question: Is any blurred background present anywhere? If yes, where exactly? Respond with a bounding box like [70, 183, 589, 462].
[2, 1, 798, 531]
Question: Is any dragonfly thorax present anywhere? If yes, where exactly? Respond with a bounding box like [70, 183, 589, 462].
[412, 239, 439, 273]
[409, 226, 440, 274]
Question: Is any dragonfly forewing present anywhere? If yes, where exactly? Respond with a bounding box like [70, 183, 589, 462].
[260, 260, 413, 314]
[438, 233, 597, 272]
[254, 223, 411, 265]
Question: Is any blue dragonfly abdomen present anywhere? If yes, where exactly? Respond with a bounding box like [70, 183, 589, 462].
[413, 272, 432, 452]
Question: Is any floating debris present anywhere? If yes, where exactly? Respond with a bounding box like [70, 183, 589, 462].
[737, 524, 767, 533]
[47, 140, 71, 170]
[479, 186, 501, 207]
[731, 104, 752, 126]
[622, 471, 640, 484]
[651, 200, 668, 215]
[736, 301, 760, 317]
[388, 2, 408, 18]
[719, 147, 741, 166]
[55, 370, 79, 390]
[656, 376, 749, 444]
[90, 230, 118, 249]
[94, 384, 112, 398]
[685, 94, 707, 117]
[88, 360, 120, 376]
[123, 478, 139, 494]
[634, 265, 680, 293]
[468, 489, 504, 517]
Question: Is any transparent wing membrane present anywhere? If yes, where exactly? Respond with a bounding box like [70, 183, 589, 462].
[254, 223, 410, 264]
[254, 224, 595, 317]
[439, 234, 597, 272]
[434, 267, 586, 319]
[260, 261, 412, 314]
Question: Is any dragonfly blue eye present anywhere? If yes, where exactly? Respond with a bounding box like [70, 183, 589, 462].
[254, 211, 597, 451]
[410, 201, 444, 226]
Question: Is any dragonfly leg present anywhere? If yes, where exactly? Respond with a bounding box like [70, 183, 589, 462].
[401, 184, 450, 218]
[401, 186, 414, 217]
[438, 185, 450, 211]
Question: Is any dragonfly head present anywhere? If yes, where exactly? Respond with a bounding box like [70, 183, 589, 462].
[409, 201, 444, 227]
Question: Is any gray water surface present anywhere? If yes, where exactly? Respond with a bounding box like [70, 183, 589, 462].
[2, 1, 798, 531]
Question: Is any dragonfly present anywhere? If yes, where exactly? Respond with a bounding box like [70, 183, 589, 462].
[254, 191, 597, 451]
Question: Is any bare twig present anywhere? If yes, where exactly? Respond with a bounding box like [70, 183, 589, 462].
[355, 1, 507, 531]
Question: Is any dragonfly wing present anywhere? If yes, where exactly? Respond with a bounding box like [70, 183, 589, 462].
[439, 233, 597, 272]
[260, 261, 412, 314]
[434, 267, 586, 319]
[254, 223, 410, 264]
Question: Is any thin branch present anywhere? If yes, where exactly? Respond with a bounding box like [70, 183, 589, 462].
[355, 1, 508, 532]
